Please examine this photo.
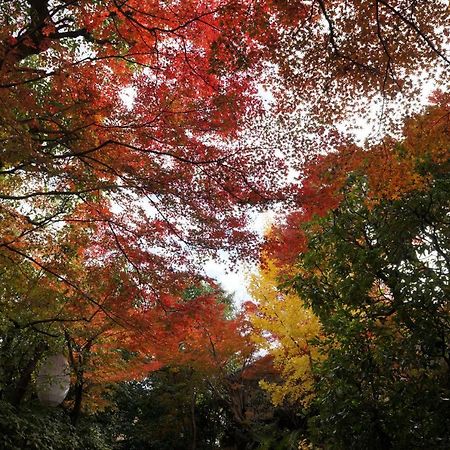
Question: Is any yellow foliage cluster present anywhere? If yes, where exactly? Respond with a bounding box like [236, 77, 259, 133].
[249, 258, 323, 407]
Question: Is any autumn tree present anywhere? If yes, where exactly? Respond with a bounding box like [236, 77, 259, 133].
[270, 0, 449, 130]
[1, 0, 447, 338]
[248, 257, 322, 408]
[89, 284, 281, 450]
[263, 99, 450, 448]
[0, 0, 289, 419]
[0, 0, 287, 306]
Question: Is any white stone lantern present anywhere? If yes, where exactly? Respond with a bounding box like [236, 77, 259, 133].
[36, 354, 71, 407]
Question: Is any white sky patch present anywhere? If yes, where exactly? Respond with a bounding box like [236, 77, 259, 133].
[119, 86, 137, 110]
[203, 259, 251, 305]
[257, 84, 275, 109]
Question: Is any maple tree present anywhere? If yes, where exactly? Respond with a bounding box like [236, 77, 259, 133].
[0, 0, 288, 418]
[270, 0, 449, 134]
[94, 285, 258, 450]
[0, 0, 285, 295]
[1, 0, 448, 293]
[0, 257, 253, 418]
[0, 0, 447, 321]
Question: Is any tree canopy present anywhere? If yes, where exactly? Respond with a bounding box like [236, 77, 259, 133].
[260, 97, 450, 448]
[0, 0, 449, 448]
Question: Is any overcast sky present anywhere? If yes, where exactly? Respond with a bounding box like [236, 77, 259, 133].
[203, 210, 276, 306]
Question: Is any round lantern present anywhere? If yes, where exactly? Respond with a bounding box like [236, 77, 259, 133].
[36, 354, 71, 407]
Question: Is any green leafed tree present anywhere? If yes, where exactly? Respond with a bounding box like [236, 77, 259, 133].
[263, 99, 450, 448]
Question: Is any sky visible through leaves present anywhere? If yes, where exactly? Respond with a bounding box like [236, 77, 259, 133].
[0, 1, 449, 447]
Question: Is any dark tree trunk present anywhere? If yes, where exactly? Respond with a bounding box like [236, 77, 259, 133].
[10, 341, 47, 406]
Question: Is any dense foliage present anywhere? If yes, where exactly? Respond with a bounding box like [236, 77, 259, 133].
[257, 99, 450, 448]
[0, 0, 448, 448]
